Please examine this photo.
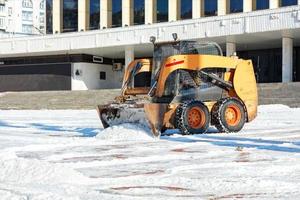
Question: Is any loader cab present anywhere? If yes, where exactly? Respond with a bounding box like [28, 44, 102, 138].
[152, 41, 222, 84]
[151, 41, 224, 103]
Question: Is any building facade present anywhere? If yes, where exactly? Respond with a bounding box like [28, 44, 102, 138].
[45, 0, 299, 33]
[0, 0, 299, 91]
[0, 0, 46, 38]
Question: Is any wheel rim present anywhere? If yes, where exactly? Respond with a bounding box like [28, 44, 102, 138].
[225, 105, 241, 127]
[187, 107, 206, 129]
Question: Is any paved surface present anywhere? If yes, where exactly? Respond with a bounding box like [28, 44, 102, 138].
[0, 89, 120, 110]
[0, 83, 299, 110]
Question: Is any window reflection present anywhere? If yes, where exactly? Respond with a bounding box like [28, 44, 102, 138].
[46, 0, 52, 34]
[90, 0, 100, 30]
[134, 0, 145, 25]
[256, 0, 269, 10]
[181, 0, 192, 20]
[112, 0, 122, 27]
[157, 0, 168, 22]
[204, 0, 217, 16]
[230, 0, 243, 13]
[281, 0, 297, 6]
[63, 0, 78, 32]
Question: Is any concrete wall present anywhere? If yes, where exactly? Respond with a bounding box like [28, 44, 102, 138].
[0, 63, 71, 92]
[71, 62, 123, 90]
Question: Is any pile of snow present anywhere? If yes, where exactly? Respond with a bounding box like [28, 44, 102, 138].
[0, 157, 89, 184]
[96, 123, 154, 141]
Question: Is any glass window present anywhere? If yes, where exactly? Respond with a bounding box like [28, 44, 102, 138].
[40, 12, 45, 23]
[0, 5, 5, 13]
[40, 0, 45, 10]
[8, 7, 12, 16]
[90, 0, 100, 30]
[22, 0, 33, 8]
[134, 0, 145, 25]
[0, 17, 4, 28]
[204, 0, 217, 16]
[157, 0, 168, 22]
[256, 0, 269, 10]
[230, 0, 243, 13]
[281, 0, 297, 6]
[63, 0, 78, 32]
[8, 19, 12, 26]
[46, 0, 53, 34]
[22, 24, 33, 33]
[22, 11, 33, 21]
[112, 0, 122, 28]
[181, 0, 192, 20]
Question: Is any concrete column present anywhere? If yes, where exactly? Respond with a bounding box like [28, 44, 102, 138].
[243, 0, 256, 12]
[298, 0, 300, 6]
[226, 42, 236, 57]
[100, 0, 112, 29]
[78, 0, 90, 31]
[125, 46, 135, 69]
[145, 0, 157, 24]
[282, 37, 293, 82]
[192, 0, 204, 19]
[53, 0, 63, 33]
[122, 0, 134, 26]
[269, 0, 280, 9]
[218, 0, 229, 16]
[168, 0, 180, 21]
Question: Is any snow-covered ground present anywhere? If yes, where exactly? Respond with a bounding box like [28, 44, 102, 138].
[0, 105, 300, 200]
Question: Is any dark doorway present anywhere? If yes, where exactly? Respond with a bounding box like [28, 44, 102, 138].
[295, 47, 300, 81]
[238, 49, 282, 83]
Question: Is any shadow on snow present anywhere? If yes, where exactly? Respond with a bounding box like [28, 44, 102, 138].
[29, 123, 101, 137]
[0, 120, 27, 129]
[162, 132, 300, 153]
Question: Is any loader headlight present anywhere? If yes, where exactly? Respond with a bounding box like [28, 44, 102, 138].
[172, 33, 178, 41]
[150, 36, 156, 44]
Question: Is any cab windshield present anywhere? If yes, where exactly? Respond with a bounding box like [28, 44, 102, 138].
[152, 41, 222, 85]
[151, 41, 223, 100]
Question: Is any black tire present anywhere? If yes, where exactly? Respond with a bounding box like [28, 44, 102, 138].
[211, 98, 246, 133]
[175, 101, 210, 135]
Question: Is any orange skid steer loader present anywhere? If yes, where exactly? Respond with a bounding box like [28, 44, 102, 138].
[97, 35, 258, 137]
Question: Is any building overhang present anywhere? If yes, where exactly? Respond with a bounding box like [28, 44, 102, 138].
[0, 5, 300, 58]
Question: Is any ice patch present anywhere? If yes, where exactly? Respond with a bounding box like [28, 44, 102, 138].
[96, 123, 154, 141]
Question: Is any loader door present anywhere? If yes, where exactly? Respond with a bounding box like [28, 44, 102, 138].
[152, 42, 180, 84]
[173, 69, 224, 103]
